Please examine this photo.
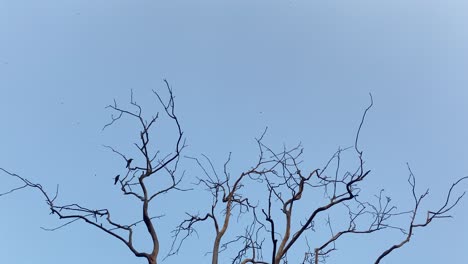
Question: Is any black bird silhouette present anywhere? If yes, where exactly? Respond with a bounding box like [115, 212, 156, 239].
[114, 175, 120, 185]
[126, 158, 133, 168]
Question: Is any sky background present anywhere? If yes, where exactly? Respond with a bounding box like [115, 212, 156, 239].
[0, 0, 467, 263]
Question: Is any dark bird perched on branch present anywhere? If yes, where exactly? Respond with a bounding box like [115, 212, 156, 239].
[126, 159, 133, 168]
[114, 175, 120, 185]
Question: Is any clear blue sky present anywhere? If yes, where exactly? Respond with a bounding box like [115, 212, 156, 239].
[0, 0, 467, 263]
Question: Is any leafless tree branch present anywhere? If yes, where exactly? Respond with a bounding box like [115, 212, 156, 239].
[1, 81, 185, 264]
[1, 91, 466, 264]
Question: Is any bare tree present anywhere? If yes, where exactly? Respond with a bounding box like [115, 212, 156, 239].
[1, 80, 186, 264]
[168, 94, 467, 264]
[1, 89, 466, 264]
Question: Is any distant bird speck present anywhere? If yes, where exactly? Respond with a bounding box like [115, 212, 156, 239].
[126, 159, 133, 168]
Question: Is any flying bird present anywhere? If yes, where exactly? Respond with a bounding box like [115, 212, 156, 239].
[126, 158, 133, 168]
[114, 175, 120, 185]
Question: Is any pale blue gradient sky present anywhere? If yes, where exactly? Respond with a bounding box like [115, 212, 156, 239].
[0, 1, 467, 263]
